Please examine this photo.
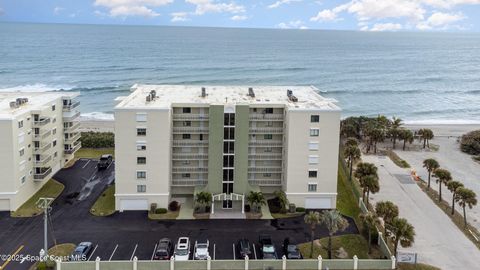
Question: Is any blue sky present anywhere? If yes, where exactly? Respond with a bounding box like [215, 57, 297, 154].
[1, 0, 480, 31]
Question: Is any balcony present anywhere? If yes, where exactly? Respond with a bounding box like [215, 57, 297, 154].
[171, 179, 208, 186]
[249, 128, 283, 134]
[173, 127, 209, 134]
[249, 114, 284, 121]
[249, 140, 283, 147]
[34, 142, 52, 154]
[248, 179, 282, 186]
[248, 167, 283, 172]
[64, 142, 81, 155]
[173, 114, 209, 121]
[33, 117, 51, 127]
[34, 168, 52, 181]
[64, 121, 81, 133]
[172, 153, 209, 160]
[248, 153, 283, 160]
[34, 155, 52, 167]
[173, 140, 209, 147]
[63, 111, 81, 121]
[65, 133, 81, 144]
[172, 167, 208, 173]
[63, 100, 80, 112]
[34, 129, 52, 140]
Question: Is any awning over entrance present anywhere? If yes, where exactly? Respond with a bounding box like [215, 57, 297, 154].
[211, 193, 245, 214]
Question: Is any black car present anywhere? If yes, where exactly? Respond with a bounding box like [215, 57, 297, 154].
[98, 154, 113, 170]
[259, 234, 277, 259]
[286, 245, 302, 259]
[70, 242, 93, 261]
[237, 238, 252, 258]
[154, 238, 173, 260]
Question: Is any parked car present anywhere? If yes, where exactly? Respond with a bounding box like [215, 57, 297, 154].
[237, 238, 252, 258]
[259, 234, 277, 259]
[286, 245, 302, 259]
[98, 154, 113, 170]
[70, 242, 93, 261]
[174, 237, 190, 261]
[153, 238, 173, 260]
[194, 239, 210, 260]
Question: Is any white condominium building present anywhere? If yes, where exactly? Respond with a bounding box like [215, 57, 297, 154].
[0, 92, 81, 211]
[114, 85, 340, 212]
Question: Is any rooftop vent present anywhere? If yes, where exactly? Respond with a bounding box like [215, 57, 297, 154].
[248, 87, 255, 98]
[201, 87, 207, 97]
[146, 90, 157, 103]
[10, 101, 19, 109]
[10, 97, 29, 109]
[287, 89, 298, 102]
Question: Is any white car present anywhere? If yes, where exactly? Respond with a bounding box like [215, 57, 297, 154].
[194, 239, 209, 260]
[174, 237, 190, 261]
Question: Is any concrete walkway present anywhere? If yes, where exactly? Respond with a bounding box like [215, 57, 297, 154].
[363, 154, 480, 270]
[261, 204, 274, 219]
[177, 197, 194, 219]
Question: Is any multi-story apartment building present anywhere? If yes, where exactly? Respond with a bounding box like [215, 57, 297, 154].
[0, 92, 81, 211]
[114, 85, 340, 212]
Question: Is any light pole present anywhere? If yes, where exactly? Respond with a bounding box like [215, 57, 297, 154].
[36, 197, 54, 258]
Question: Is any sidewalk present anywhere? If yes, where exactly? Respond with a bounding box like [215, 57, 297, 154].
[177, 197, 194, 219]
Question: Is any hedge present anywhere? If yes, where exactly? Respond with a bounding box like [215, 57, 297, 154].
[80, 132, 115, 148]
[460, 130, 480, 155]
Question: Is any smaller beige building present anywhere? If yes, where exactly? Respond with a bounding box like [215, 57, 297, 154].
[0, 92, 81, 211]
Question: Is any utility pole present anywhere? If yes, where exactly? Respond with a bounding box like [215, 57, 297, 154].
[36, 197, 54, 258]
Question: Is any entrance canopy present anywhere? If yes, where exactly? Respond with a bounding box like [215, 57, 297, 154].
[211, 193, 245, 214]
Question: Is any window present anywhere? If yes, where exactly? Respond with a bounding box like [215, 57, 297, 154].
[311, 115, 319, 123]
[20, 175, 26, 184]
[53, 140, 57, 147]
[266, 121, 273, 127]
[264, 147, 272, 153]
[182, 107, 191, 113]
[18, 133, 25, 144]
[137, 128, 147, 136]
[182, 160, 190, 165]
[136, 171, 146, 179]
[181, 173, 191, 178]
[18, 120, 24, 128]
[308, 183, 317, 192]
[223, 155, 234, 167]
[136, 142, 147, 151]
[264, 134, 273, 140]
[182, 134, 191, 139]
[263, 173, 272, 177]
[309, 155, 319, 164]
[308, 170, 318, 178]
[309, 142, 319, 151]
[224, 113, 235, 126]
[136, 113, 147, 122]
[264, 108, 274, 114]
[183, 121, 191, 127]
[137, 157, 146, 164]
[54, 152, 58, 158]
[223, 141, 234, 154]
[137, 185, 146, 193]
[52, 105, 56, 111]
[310, 128, 319, 137]
[19, 148, 25, 157]
[53, 128, 56, 135]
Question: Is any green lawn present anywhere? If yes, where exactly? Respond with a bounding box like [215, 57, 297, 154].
[90, 185, 116, 216]
[11, 179, 64, 217]
[75, 148, 114, 159]
[31, 243, 75, 270]
[298, 234, 370, 259]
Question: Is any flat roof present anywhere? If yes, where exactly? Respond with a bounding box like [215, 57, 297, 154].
[0, 91, 79, 119]
[115, 84, 340, 111]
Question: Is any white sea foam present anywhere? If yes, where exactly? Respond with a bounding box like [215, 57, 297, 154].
[0, 83, 75, 92]
[80, 112, 114, 121]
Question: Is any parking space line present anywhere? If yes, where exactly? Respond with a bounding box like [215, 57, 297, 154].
[106, 161, 113, 170]
[130, 244, 138, 261]
[82, 160, 91, 168]
[232, 243, 236, 260]
[213, 243, 216, 260]
[109, 244, 118, 261]
[0, 245, 24, 269]
[88, 244, 98, 261]
[252, 244, 257, 260]
[150, 243, 158, 261]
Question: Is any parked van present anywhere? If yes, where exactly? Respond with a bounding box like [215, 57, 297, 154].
[174, 237, 190, 261]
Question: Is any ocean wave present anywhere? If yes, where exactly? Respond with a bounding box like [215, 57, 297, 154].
[326, 89, 421, 94]
[0, 83, 76, 92]
[80, 112, 114, 121]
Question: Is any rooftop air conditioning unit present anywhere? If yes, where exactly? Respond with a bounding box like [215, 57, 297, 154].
[287, 89, 298, 102]
[146, 95, 152, 102]
[201, 87, 207, 97]
[10, 101, 19, 109]
[248, 87, 255, 98]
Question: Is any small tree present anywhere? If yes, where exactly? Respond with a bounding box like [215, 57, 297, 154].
[389, 117, 403, 149]
[304, 211, 321, 258]
[388, 217, 415, 256]
[447, 181, 464, 215]
[195, 191, 212, 213]
[344, 144, 361, 181]
[456, 188, 477, 227]
[375, 201, 399, 235]
[273, 190, 289, 213]
[434, 168, 452, 202]
[359, 175, 380, 205]
[399, 129, 414, 151]
[345, 137, 358, 147]
[423, 158, 439, 190]
[247, 191, 266, 213]
[418, 128, 434, 149]
[320, 210, 349, 259]
[359, 212, 381, 253]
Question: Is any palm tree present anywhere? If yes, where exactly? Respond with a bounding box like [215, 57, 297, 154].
[388, 217, 415, 256]
[423, 158, 440, 189]
[418, 128, 434, 149]
[246, 191, 266, 213]
[359, 175, 380, 205]
[434, 168, 452, 202]
[344, 137, 358, 147]
[447, 181, 464, 215]
[456, 188, 477, 227]
[195, 191, 212, 213]
[273, 190, 289, 213]
[399, 129, 414, 151]
[344, 144, 361, 181]
[359, 212, 381, 253]
[304, 211, 321, 258]
[354, 162, 378, 202]
[320, 210, 349, 259]
[375, 201, 399, 235]
[389, 117, 403, 149]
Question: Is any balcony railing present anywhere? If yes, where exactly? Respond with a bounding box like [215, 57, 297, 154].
[65, 133, 81, 144]
[171, 179, 208, 186]
[248, 140, 283, 147]
[63, 111, 81, 121]
[64, 142, 82, 155]
[249, 128, 283, 134]
[34, 129, 52, 140]
[63, 100, 80, 112]
[64, 121, 81, 133]
[248, 179, 282, 186]
[173, 114, 209, 121]
[248, 153, 283, 160]
[34, 167, 52, 181]
[33, 117, 51, 127]
[34, 155, 52, 167]
[172, 140, 209, 147]
[172, 153, 209, 160]
[173, 127, 209, 134]
[248, 167, 283, 172]
[172, 167, 208, 173]
[249, 114, 284, 121]
[34, 142, 52, 153]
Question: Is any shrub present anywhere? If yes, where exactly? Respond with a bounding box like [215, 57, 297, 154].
[267, 197, 282, 213]
[169, 201, 180, 211]
[155, 208, 167, 214]
[80, 132, 115, 148]
[296, 207, 306, 213]
[460, 130, 480, 155]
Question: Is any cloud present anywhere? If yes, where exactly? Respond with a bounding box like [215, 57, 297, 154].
[277, 20, 308, 29]
[94, 0, 173, 17]
[310, 9, 337, 21]
[231, 15, 247, 21]
[416, 11, 465, 29]
[185, 0, 245, 15]
[370, 22, 403, 31]
[268, 0, 302, 9]
[53, 7, 64, 15]
[171, 12, 189, 22]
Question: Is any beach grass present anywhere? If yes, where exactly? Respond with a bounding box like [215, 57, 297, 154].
[387, 150, 410, 168]
[11, 179, 64, 217]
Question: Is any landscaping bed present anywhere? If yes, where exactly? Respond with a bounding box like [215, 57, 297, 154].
[12, 179, 64, 217]
[297, 234, 380, 259]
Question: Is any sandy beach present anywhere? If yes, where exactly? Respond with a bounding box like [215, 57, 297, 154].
[80, 118, 115, 133]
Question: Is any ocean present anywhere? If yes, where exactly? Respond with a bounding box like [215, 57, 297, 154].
[1, 22, 479, 124]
